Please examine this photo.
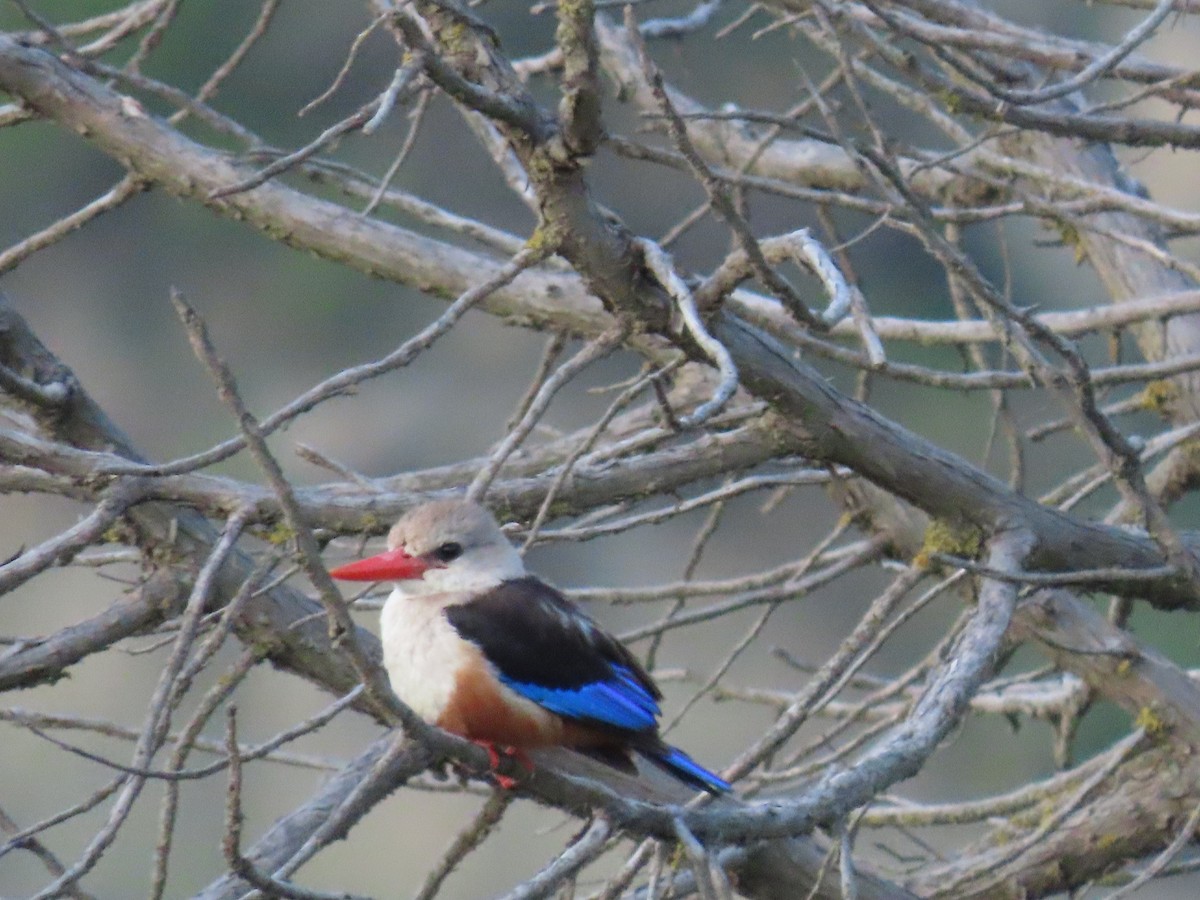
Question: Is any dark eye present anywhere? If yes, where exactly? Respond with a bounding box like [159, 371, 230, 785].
[433, 542, 463, 563]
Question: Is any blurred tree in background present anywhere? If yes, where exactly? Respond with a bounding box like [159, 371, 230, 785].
[4, 0, 1200, 897]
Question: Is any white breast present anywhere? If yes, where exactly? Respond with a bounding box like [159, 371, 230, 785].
[378, 588, 473, 722]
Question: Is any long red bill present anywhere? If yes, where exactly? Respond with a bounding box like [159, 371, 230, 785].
[328, 548, 430, 581]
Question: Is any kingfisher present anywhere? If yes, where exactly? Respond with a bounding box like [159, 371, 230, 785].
[328, 499, 730, 794]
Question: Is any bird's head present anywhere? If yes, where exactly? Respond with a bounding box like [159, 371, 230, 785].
[329, 499, 525, 596]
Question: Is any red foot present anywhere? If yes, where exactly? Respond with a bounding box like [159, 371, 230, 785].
[472, 740, 535, 789]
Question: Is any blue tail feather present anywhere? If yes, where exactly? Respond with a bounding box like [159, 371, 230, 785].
[650, 746, 731, 794]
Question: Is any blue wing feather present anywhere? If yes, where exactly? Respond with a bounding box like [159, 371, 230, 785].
[650, 746, 732, 794]
[501, 664, 660, 732]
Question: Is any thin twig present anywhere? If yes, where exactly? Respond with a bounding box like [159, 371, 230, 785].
[493, 818, 613, 900]
[169, 289, 403, 725]
[0, 174, 146, 276]
[222, 707, 370, 900]
[467, 327, 626, 500]
[636, 237, 738, 427]
[413, 791, 512, 900]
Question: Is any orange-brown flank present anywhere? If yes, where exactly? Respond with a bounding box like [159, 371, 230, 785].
[436, 653, 627, 751]
[437, 657, 560, 746]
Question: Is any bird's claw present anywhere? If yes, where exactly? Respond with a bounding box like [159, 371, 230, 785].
[472, 740, 534, 789]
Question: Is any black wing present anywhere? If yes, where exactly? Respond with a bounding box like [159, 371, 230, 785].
[444, 577, 661, 732]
